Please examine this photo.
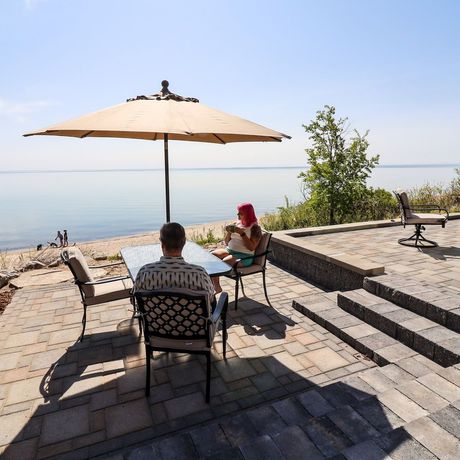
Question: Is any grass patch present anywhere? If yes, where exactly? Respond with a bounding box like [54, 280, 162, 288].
[0, 250, 8, 270]
[190, 228, 224, 246]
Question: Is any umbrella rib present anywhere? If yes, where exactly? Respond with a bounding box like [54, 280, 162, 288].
[80, 131, 95, 138]
[213, 134, 226, 144]
[269, 136, 282, 142]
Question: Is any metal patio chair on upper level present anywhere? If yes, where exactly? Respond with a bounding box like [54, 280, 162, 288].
[61, 247, 134, 341]
[225, 230, 272, 310]
[394, 191, 449, 248]
[134, 288, 228, 403]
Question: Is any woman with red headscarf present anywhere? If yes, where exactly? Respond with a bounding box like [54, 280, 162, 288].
[212, 202, 262, 293]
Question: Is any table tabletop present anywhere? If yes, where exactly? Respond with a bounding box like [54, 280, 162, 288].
[120, 241, 232, 281]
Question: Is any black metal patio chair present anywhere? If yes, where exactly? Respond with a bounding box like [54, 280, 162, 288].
[394, 191, 449, 247]
[134, 288, 228, 403]
[61, 247, 134, 341]
[226, 230, 272, 310]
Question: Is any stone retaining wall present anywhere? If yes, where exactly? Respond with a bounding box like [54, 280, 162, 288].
[268, 222, 386, 291]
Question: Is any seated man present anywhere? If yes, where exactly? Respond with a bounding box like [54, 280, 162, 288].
[134, 222, 215, 304]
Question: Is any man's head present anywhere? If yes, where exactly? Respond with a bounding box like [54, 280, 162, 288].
[160, 222, 186, 256]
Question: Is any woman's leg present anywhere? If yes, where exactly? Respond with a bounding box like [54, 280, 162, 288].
[212, 248, 230, 259]
[222, 254, 238, 266]
[211, 250, 239, 293]
[212, 249, 228, 293]
[213, 277, 222, 293]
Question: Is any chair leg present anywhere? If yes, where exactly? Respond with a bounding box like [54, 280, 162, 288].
[234, 276, 240, 310]
[222, 315, 227, 359]
[205, 352, 211, 403]
[240, 277, 247, 298]
[137, 315, 143, 337]
[131, 296, 143, 337]
[78, 303, 87, 342]
[262, 271, 273, 308]
[398, 224, 438, 248]
[145, 345, 151, 397]
[415, 224, 421, 246]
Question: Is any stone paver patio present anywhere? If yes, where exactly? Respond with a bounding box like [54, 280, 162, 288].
[0, 263, 374, 459]
[0, 219, 459, 459]
[301, 218, 460, 291]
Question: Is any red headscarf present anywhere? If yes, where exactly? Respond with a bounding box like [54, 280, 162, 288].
[237, 202, 258, 227]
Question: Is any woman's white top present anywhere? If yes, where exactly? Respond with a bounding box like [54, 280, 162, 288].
[227, 224, 255, 254]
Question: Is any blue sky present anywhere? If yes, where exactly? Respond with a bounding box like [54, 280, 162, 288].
[1, 0, 459, 170]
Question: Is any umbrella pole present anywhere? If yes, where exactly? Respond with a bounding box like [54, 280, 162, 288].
[164, 133, 170, 222]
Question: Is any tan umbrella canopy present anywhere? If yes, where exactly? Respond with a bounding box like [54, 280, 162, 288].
[24, 80, 291, 221]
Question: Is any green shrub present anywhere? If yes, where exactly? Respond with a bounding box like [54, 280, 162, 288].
[347, 188, 399, 222]
[260, 198, 318, 231]
[261, 188, 398, 231]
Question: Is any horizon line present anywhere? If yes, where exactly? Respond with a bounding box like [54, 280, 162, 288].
[0, 163, 460, 174]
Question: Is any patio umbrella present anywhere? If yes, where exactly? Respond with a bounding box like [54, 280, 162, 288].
[24, 80, 290, 222]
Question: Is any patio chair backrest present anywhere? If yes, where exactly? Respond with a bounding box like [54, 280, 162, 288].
[61, 247, 95, 298]
[394, 191, 413, 221]
[253, 231, 272, 267]
[135, 289, 212, 343]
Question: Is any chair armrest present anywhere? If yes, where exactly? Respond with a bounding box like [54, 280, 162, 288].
[409, 204, 440, 211]
[78, 275, 131, 286]
[88, 261, 124, 269]
[211, 292, 228, 323]
[409, 205, 449, 218]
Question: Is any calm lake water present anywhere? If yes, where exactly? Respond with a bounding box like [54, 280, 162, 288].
[1, 165, 458, 250]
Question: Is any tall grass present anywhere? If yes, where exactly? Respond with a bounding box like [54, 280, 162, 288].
[406, 169, 460, 211]
[261, 168, 460, 232]
[0, 250, 8, 270]
[261, 189, 398, 231]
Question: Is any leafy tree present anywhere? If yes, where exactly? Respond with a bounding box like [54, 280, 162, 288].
[299, 105, 379, 225]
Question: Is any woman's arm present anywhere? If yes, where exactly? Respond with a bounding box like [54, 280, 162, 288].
[224, 231, 231, 245]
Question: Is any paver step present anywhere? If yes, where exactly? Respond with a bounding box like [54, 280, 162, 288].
[364, 274, 460, 333]
[292, 298, 417, 367]
[338, 289, 460, 367]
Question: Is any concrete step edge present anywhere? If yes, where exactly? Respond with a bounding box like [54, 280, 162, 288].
[363, 276, 460, 333]
[292, 299, 416, 368]
[338, 291, 460, 367]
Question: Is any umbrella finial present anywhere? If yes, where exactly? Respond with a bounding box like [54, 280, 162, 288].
[160, 80, 171, 96]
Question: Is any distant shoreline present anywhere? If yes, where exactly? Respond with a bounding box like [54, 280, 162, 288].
[0, 220, 229, 267]
[1, 164, 460, 174]
[1, 165, 457, 251]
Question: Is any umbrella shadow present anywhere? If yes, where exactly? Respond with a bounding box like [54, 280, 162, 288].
[228, 298, 297, 339]
[39, 320, 142, 405]
[2, 316, 407, 459]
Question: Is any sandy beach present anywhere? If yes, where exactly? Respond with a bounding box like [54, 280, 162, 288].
[0, 219, 231, 295]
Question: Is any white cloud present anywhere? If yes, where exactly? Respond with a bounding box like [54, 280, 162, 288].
[0, 98, 55, 122]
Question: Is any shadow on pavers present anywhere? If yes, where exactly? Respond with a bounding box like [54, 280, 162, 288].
[2, 314, 408, 459]
[420, 245, 460, 261]
[228, 298, 296, 338]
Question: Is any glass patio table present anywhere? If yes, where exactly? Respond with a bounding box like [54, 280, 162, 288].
[120, 241, 232, 281]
